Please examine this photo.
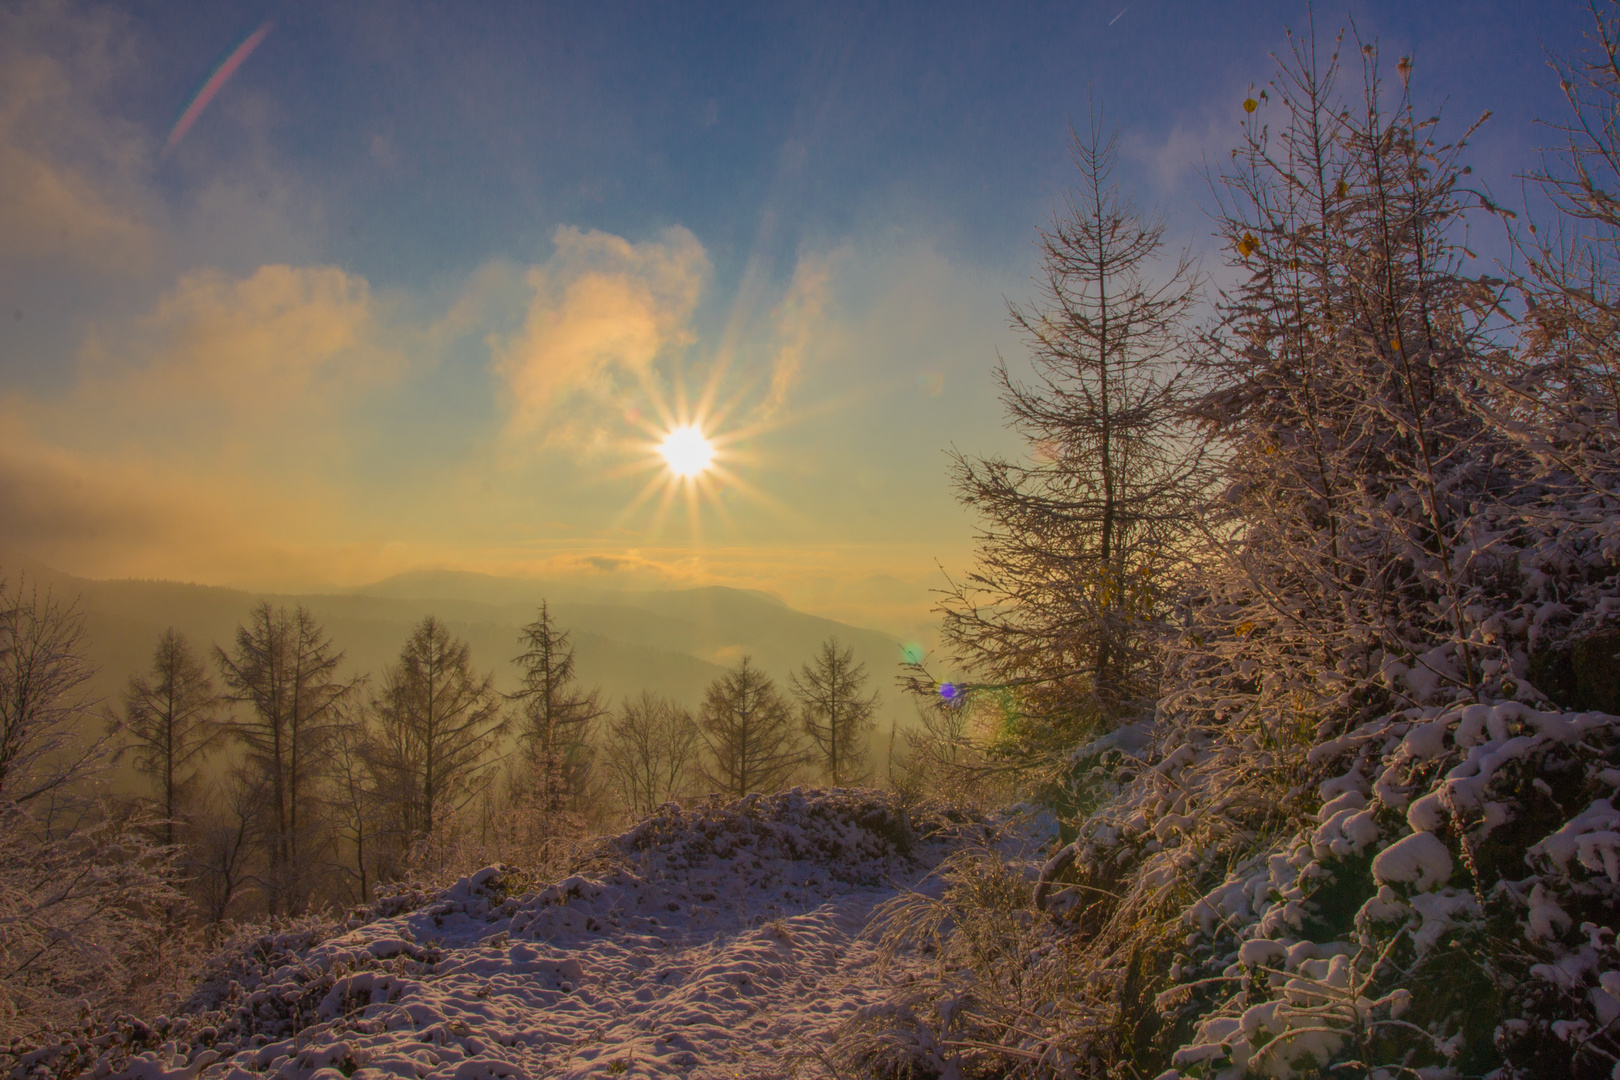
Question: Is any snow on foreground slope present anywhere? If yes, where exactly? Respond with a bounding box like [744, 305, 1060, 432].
[112, 790, 993, 1080]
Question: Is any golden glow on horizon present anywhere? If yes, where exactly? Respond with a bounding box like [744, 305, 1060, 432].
[658, 425, 715, 478]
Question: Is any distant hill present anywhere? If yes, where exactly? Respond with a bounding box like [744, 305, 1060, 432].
[1, 556, 914, 777]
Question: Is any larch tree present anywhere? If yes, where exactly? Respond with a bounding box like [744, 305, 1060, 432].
[511, 602, 603, 815]
[116, 628, 223, 846]
[1035, 34, 1529, 1076]
[790, 637, 879, 786]
[215, 603, 356, 914]
[367, 615, 507, 845]
[926, 112, 1205, 763]
[601, 690, 704, 818]
[698, 657, 803, 798]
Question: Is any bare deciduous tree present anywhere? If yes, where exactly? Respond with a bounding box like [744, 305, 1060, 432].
[601, 691, 703, 817]
[189, 768, 265, 929]
[327, 709, 384, 903]
[0, 575, 180, 1038]
[0, 577, 103, 807]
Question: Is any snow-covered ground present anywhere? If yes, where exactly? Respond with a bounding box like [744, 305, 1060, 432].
[106, 790, 1001, 1080]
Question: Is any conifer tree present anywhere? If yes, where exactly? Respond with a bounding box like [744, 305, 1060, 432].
[117, 628, 223, 847]
[368, 615, 507, 842]
[511, 602, 603, 815]
[216, 603, 356, 913]
[791, 637, 879, 786]
[698, 657, 802, 797]
[931, 114, 1204, 759]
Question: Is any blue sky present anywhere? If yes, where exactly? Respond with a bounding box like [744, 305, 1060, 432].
[0, 0, 1595, 634]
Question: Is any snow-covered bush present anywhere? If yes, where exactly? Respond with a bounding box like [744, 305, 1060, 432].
[0, 577, 184, 1045]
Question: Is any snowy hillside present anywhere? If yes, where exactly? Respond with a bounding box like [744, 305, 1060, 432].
[23, 790, 1005, 1080]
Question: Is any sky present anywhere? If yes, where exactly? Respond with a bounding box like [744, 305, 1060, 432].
[0, 0, 1594, 635]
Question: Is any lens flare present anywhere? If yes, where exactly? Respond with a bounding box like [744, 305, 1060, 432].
[164, 21, 275, 156]
[658, 425, 715, 478]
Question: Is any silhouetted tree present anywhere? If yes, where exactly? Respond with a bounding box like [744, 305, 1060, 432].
[368, 616, 507, 845]
[116, 628, 223, 846]
[215, 603, 355, 914]
[190, 768, 264, 929]
[698, 657, 803, 797]
[327, 709, 382, 903]
[0, 577, 103, 807]
[511, 602, 602, 815]
[791, 637, 879, 786]
[602, 690, 703, 817]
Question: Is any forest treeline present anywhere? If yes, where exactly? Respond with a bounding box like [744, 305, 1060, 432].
[0, 587, 880, 1036]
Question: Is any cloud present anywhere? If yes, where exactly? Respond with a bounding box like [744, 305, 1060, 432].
[0, 5, 157, 274]
[492, 226, 709, 446]
[0, 257, 411, 589]
[48, 263, 400, 470]
[1122, 111, 1228, 197]
[758, 246, 844, 420]
[0, 413, 359, 588]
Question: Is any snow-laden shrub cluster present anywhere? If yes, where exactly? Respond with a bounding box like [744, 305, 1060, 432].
[1055, 695, 1620, 1080]
[609, 787, 949, 886]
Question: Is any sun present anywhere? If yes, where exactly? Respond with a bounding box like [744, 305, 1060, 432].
[658, 425, 715, 478]
[608, 372, 793, 538]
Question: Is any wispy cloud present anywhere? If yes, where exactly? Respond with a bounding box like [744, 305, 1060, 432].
[0, 5, 156, 274]
[758, 245, 844, 421]
[491, 226, 710, 449]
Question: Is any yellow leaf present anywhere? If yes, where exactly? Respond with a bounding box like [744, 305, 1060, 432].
[1243, 97, 1258, 113]
[1238, 232, 1258, 258]
[1334, 178, 1348, 199]
[1237, 622, 1256, 636]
